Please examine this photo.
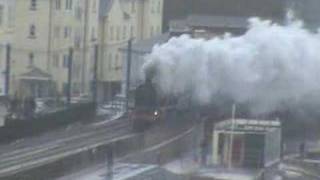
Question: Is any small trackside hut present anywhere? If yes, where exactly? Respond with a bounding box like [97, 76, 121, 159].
[212, 119, 282, 169]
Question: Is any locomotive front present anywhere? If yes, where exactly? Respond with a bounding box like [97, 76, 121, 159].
[131, 77, 160, 131]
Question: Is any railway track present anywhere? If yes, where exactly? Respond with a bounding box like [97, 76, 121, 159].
[0, 118, 133, 177]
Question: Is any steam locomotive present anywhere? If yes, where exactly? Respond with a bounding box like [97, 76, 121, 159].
[130, 75, 199, 131]
[131, 77, 161, 131]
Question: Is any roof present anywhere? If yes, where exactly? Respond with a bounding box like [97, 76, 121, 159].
[188, 15, 249, 29]
[163, 0, 286, 31]
[215, 119, 281, 133]
[99, 0, 113, 18]
[20, 67, 51, 81]
[120, 33, 171, 54]
[99, 0, 140, 19]
[170, 15, 250, 31]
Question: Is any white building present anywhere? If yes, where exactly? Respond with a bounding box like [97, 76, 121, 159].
[10, 0, 99, 98]
[0, 0, 15, 96]
[98, 0, 163, 102]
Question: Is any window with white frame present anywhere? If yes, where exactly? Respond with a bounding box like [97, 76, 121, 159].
[158, 1, 161, 13]
[151, 0, 154, 13]
[63, 54, 69, 68]
[29, 24, 36, 38]
[30, 0, 37, 10]
[130, 26, 134, 38]
[56, 0, 61, 10]
[64, 26, 72, 38]
[131, 1, 136, 13]
[54, 26, 60, 38]
[115, 54, 119, 69]
[109, 53, 113, 70]
[66, 0, 73, 10]
[53, 53, 60, 67]
[123, 26, 127, 40]
[0, 6, 3, 27]
[91, 27, 96, 41]
[92, 0, 96, 12]
[110, 26, 114, 40]
[116, 26, 120, 40]
[150, 26, 154, 37]
[29, 53, 34, 66]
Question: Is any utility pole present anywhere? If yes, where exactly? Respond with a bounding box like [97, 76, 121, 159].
[67, 48, 73, 106]
[228, 104, 236, 169]
[81, 0, 89, 93]
[92, 44, 98, 104]
[5, 44, 11, 96]
[106, 145, 114, 180]
[125, 39, 132, 114]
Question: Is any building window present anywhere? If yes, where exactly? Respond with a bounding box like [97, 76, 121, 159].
[29, 25, 36, 38]
[130, 26, 134, 38]
[109, 53, 113, 70]
[64, 26, 71, 38]
[0, 6, 3, 27]
[122, 26, 126, 40]
[54, 26, 60, 38]
[151, 1, 154, 13]
[29, 53, 34, 66]
[53, 54, 59, 67]
[92, 0, 96, 12]
[116, 26, 120, 41]
[150, 26, 154, 37]
[91, 27, 96, 41]
[64, 27, 68, 38]
[131, 1, 135, 13]
[55, 0, 61, 10]
[63, 83, 68, 96]
[158, 1, 161, 13]
[157, 26, 161, 33]
[63, 54, 69, 68]
[66, 0, 73, 10]
[110, 26, 114, 40]
[30, 0, 37, 10]
[75, 6, 82, 20]
[115, 54, 119, 69]
[74, 35, 81, 49]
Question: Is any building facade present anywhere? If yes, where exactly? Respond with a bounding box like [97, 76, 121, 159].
[98, 0, 163, 102]
[0, 0, 15, 96]
[9, 0, 99, 98]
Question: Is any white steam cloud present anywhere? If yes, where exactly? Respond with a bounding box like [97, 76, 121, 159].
[142, 18, 320, 114]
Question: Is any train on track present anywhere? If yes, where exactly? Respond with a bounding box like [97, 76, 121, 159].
[130, 74, 199, 132]
[0, 102, 96, 143]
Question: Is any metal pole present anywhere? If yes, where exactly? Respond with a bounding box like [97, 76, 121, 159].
[93, 44, 98, 104]
[67, 48, 73, 105]
[106, 146, 114, 180]
[228, 104, 236, 169]
[81, 0, 89, 93]
[125, 39, 132, 114]
[5, 44, 11, 96]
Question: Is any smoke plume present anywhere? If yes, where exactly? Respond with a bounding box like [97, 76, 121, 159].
[143, 18, 320, 114]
